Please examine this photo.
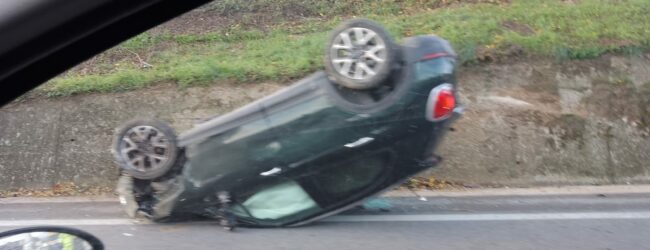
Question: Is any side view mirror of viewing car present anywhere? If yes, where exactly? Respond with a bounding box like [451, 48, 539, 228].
[0, 226, 104, 250]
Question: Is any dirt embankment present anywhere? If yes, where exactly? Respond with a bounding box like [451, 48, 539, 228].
[2, 55, 649, 193]
[2, 2, 650, 193]
[431, 55, 650, 186]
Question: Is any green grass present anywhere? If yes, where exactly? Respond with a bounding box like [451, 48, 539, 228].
[45, 33, 327, 96]
[204, 0, 446, 18]
[42, 0, 650, 96]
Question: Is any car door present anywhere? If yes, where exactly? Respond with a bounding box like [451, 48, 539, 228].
[291, 149, 394, 208]
[260, 74, 380, 172]
[229, 149, 394, 227]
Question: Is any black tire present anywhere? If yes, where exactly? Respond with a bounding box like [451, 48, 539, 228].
[112, 118, 179, 180]
[324, 18, 398, 90]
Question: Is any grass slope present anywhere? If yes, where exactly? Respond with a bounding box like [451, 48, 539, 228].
[42, 0, 650, 96]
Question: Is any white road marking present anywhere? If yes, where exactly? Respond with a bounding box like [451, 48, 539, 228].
[2, 212, 650, 227]
[324, 212, 650, 222]
[0, 219, 138, 227]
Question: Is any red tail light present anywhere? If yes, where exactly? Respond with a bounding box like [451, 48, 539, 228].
[426, 83, 455, 121]
[420, 52, 449, 61]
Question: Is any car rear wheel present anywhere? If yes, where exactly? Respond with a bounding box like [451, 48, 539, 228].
[112, 118, 179, 180]
[324, 18, 398, 90]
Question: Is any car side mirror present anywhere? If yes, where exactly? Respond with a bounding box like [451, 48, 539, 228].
[0, 226, 104, 250]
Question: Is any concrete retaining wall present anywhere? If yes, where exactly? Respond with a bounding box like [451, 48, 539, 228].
[1, 55, 649, 189]
[430, 55, 650, 186]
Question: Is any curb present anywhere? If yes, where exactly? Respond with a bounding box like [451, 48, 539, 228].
[3, 185, 650, 203]
[383, 185, 650, 197]
[0, 195, 118, 204]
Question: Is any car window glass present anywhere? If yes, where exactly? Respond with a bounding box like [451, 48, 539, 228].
[310, 153, 387, 201]
[237, 180, 321, 220]
[414, 58, 454, 82]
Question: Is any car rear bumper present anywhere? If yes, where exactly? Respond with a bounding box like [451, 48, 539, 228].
[450, 105, 465, 122]
[418, 105, 463, 167]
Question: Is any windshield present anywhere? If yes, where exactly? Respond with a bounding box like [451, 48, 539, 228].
[414, 57, 455, 82]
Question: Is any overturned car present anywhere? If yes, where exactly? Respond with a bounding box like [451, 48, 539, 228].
[113, 18, 462, 229]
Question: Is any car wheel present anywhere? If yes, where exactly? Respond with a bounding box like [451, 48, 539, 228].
[324, 18, 397, 90]
[112, 118, 179, 180]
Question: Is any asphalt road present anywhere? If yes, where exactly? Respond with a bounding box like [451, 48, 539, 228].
[2, 192, 650, 250]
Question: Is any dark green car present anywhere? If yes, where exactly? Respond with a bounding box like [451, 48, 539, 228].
[113, 19, 462, 229]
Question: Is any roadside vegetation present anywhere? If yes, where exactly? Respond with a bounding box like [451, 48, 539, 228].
[41, 0, 650, 97]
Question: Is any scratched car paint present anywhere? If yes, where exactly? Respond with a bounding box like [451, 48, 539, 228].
[112, 18, 462, 229]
